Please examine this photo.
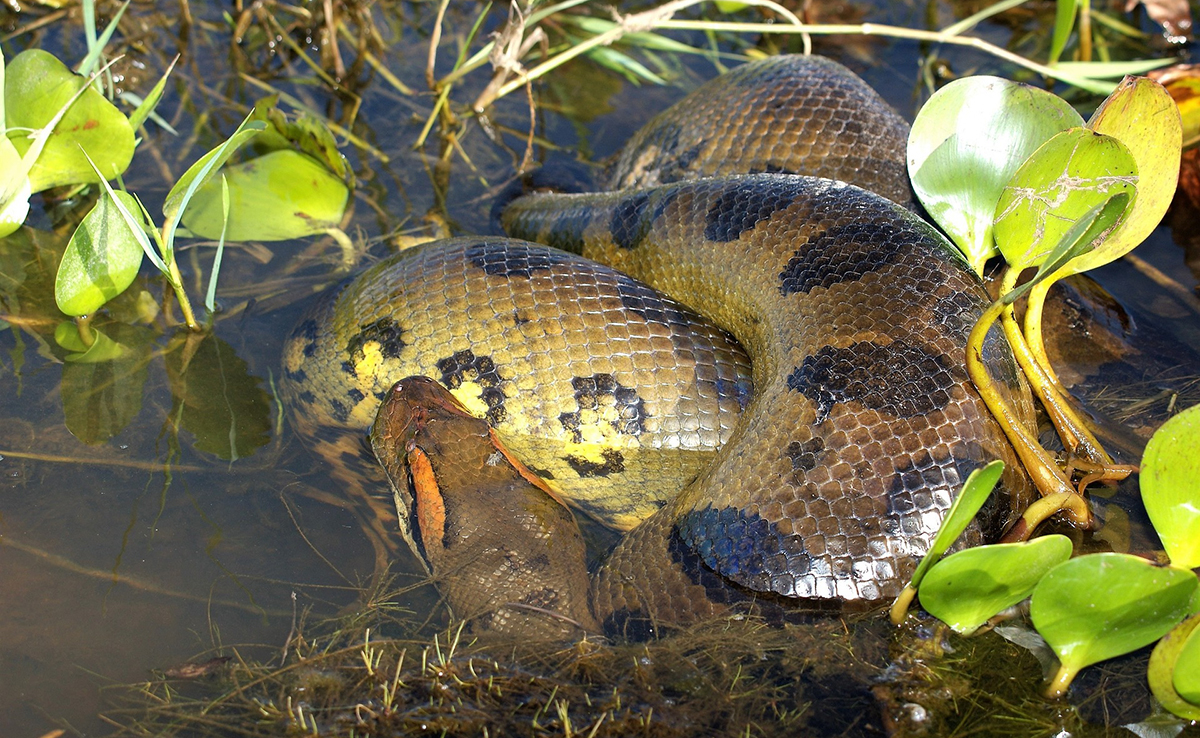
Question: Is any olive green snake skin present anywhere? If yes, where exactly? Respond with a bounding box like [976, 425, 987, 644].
[283, 55, 1036, 635]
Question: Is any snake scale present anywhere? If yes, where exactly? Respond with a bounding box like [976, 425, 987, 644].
[283, 55, 1037, 637]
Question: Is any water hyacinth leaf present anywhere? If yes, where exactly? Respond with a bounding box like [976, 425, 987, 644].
[181, 150, 349, 241]
[908, 76, 1083, 274]
[1058, 76, 1183, 276]
[1031, 552, 1199, 697]
[919, 535, 1073, 634]
[161, 117, 266, 234]
[0, 137, 31, 238]
[1148, 613, 1200, 720]
[252, 101, 353, 185]
[1000, 193, 1130, 305]
[993, 128, 1137, 271]
[1177, 616, 1200, 704]
[1140, 403, 1200, 568]
[3, 49, 135, 192]
[56, 189, 146, 316]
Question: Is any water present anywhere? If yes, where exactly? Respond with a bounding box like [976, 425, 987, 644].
[0, 1, 1196, 735]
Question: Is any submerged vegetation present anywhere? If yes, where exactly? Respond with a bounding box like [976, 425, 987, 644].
[3, 0, 1200, 735]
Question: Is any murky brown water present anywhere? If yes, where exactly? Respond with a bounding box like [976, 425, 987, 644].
[2, 2, 1198, 736]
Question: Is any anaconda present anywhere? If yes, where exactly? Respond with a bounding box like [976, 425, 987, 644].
[283, 55, 1037, 631]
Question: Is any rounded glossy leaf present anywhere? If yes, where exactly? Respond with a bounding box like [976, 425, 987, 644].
[1031, 553, 1197, 689]
[1064, 76, 1182, 276]
[908, 76, 1083, 274]
[1148, 612, 1200, 720]
[1176, 614, 1200, 704]
[56, 190, 147, 316]
[920, 535, 1073, 634]
[994, 128, 1137, 271]
[181, 150, 349, 241]
[0, 137, 31, 238]
[3, 49, 135, 192]
[1141, 403, 1200, 569]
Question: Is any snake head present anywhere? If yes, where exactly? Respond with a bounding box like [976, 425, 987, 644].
[370, 376, 476, 566]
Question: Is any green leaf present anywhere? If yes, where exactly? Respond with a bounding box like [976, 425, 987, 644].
[53, 320, 128, 362]
[165, 332, 271, 460]
[1058, 76, 1183, 276]
[55, 189, 146, 316]
[3, 49, 135, 192]
[60, 322, 153, 444]
[1148, 612, 1200, 720]
[161, 116, 266, 254]
[903, 460, 1006, 592]
[1176, 615, 1200, 704]
[999, 192, 1130, 305]
[181, 149, 349, 241]
[993, 128, 1137, 271]
[907, 76, 1083, 275]
[920, 535, 1073, 634]
[1031, 553, 1198, 695]
[1048, 0, 1078, 65]
[0, 137, 31, 238]
[1141, 404, 1200, 569]
[251, 101, 353, 185]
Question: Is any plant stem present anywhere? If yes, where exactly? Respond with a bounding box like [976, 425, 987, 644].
[166, 257, 200, 332]
[1045, 662, 1078, 699]
[999, 270, 1111, 465]
[966, 300, 1088, 526]
[1022, 278, 1064, 387]
[74, 314, 96, 348]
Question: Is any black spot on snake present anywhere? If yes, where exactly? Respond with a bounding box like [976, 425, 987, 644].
[296, 390, 316, 405]
[564, 449, 626, 478]
[676, 505, 812, 596]
[748, 163, 799, 176]
[341, 361, 355, 376]
[613, 274, 690, 328]
[785, 436, 826, 473]
[557, 374, 647, 443]
[777, 222, 909, 296]
[285, 367, 307, 383]
[345, 318, 407, 366]
[703, 178, 799, 243]
[611, 192, 653, 250]
[292, 318, 319, 358]
[465, 239, 573, 278]
[436, 350, 507, 425]
[347, 388, 365, 405]
[885, 448, 990, 539]
[786, 341, 955, 423]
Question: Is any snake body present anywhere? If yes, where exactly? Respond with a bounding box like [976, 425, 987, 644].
[285, 55, 1036, 632]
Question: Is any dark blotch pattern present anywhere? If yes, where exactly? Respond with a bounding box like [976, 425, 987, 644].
[289, 318, 320, 358]
[345, 318, 407, 367]
[785, 436, 826, 473]
[778, 222, 908, 295]
[611, 192, 653, 250]
[786, 341, 956, 423]
[347, 388, 366, 404]
[465, 239, 574, 277]
[676, 505, 811, 594]
[564, 449, 626, 478]
[436, 349, 506, 426]
[558, 374, 647, 443]
[613, 274, 690, 328]
[885, 448, 992, 540]
[703, 179, 798, 243]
